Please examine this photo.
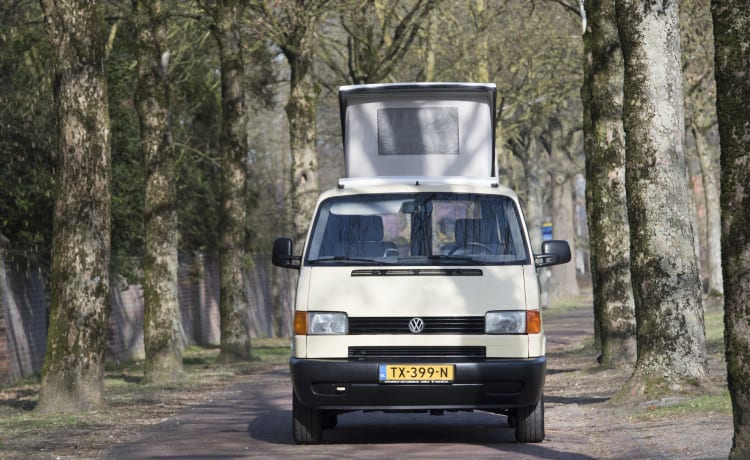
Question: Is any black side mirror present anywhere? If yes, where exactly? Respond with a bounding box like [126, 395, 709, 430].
[535, 240, 571, 267]
[272, 237, 301, 269]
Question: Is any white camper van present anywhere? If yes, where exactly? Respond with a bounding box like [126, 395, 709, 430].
[272, 83, 571, 444]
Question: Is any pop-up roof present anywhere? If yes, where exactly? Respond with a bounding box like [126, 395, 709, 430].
[338, 83, 497, 178]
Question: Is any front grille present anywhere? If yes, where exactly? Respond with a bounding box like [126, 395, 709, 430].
[348, 346, 486, 360]
[349, 316, 485, 334]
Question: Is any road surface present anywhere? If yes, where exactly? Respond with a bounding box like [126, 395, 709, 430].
[108, 304, 730, 459]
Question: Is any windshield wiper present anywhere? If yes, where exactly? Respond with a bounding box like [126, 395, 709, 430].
[429, 255, 488, 265]
[308, 256, 395, 266]
[398, 255, 487, 265]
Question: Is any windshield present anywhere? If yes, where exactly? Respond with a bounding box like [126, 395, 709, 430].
[305, 193, 530, 266]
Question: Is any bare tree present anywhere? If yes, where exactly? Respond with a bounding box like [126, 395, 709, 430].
[582, 0, 636, 366]
[134, 0, 184, 383]
[201, 0, 252, 361]
[37, 0, 112, 412]
[712, 1, 750, 457]
[616, 0, 707, 395]
[318, 0, 438, 84]
[251, 0, 331, 248]
[547, 116, 581, 303]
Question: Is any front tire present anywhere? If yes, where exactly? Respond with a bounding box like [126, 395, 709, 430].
[292, 393, 322, 444]
[322, 411, 338, 429]
[514, 394, 544, 443]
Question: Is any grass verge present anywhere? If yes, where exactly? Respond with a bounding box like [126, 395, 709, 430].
[0, 338, 290, 459]
[628, 392, 732, 421]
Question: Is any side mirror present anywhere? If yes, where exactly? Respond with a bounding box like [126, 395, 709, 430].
[535, 240, 571, 267]
[272, 237, 301, 269]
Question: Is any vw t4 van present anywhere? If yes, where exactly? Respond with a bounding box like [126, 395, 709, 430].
[272, 83, 571, 444]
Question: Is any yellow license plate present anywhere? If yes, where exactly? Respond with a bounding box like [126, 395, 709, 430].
[378, 364, 454, 383]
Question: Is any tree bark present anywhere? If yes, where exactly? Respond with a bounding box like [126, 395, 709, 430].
[284, 40, 320, 249]
[679, 0, 722, 297]
[472, 0, 490, 83]
[549, 171, 580, 302]
[712, 1, 750, 457]
[582, 0, 636, 366]
[691, 124, 723, 296]
[208, 0, 252, 361]
[37, 0, 111, 413]
[423, 8, 437, 81]
[616, 0, 707, 395]
[521, 134, 547, 254]
[547, 119, 580, 303]
[134, 0, 184, 383]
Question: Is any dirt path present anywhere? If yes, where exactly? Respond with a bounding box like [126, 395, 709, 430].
[543, 302, 732, 459]
[108, 297, 733, 459]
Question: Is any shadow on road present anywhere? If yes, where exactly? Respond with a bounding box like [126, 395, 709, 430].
[247, 406, 597, 459]
[545, 395, 609, 405]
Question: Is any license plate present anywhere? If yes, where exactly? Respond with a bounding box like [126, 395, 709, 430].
[378, 364, 454, 384]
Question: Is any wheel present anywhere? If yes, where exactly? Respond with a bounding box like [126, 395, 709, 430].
[514, 394, 544, 443]
[322, 411, 338, 429]
[292, 393, 322, 444]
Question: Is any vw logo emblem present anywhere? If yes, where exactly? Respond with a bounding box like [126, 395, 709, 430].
[408, 317, 425, 333]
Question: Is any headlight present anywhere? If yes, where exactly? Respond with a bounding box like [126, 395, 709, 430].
[485, 311, 526, 334]
[307, 312, 348, 335]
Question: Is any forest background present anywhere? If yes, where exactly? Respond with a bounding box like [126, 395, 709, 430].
[0, 0, 722, 329]
[0, 0, 748, 457]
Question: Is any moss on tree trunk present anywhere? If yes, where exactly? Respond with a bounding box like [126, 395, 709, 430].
[616, 0, 707, 396]
[284, 44, 320, 249]
[37, 0, 111, 413]
[134, 0, 184, 383]
[712, 1, 750, 457]
[583, 0, 636, 366]
[209, 0, 251, 362]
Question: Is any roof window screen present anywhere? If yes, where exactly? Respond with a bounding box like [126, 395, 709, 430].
[377, 107, 459, 156]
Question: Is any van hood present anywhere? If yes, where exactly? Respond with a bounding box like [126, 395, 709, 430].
[338, 83, 497, 179]
[304, 265, 526, 317]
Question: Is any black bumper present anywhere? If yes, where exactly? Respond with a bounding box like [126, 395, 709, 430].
[290, 356, 545, 410]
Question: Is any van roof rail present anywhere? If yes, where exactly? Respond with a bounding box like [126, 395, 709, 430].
[337, 176, 501, 189]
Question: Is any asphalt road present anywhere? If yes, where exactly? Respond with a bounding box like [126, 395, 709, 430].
[106, 306, 613, 459]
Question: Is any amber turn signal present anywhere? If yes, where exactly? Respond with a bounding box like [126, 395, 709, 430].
[294, 311, 307, 336]
[526, 310, 541, 334]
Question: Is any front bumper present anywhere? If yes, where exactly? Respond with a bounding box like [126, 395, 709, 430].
[290, 356, 546, 410]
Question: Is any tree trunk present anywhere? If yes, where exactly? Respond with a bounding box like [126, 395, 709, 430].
[582, 16, 600, 348]
[549, 172, 580, 302]
[37, 0, 111, 413]
[582, 0, 636, 366]
[520, 134, 549, 307]
[616, 0, 707, 395]
[523, 135, 546, 254]
[547, 117, 580, 304]
[680, 0, 722, 298]
[472, 0, 490, 83]
[423, 9, 437, 81]
[691, 124, 723, 296]
[210, 0, 251, 361]
[712, 1, 750, 457]
[284, 50, 320, 249]
[134, 0, 183, 383]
